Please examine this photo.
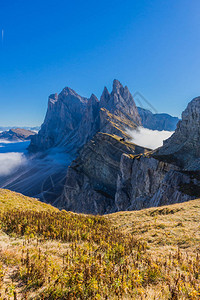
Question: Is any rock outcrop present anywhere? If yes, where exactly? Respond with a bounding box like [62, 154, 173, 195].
[0, 128, 36, 141]
[29, 79, 141, 154]
[115, 154, 200, 211]
[137, 107, 179, 131]
[155, 97, 200, 170]
[100, 80, 141, 126]
[115, 97, 200, 212]
[28, 88, 88, 152]
[61, 93, 200, 214]
[59, 133, 149, 214]
[2, 79, 142, 208]
[3, 81, 199, 215]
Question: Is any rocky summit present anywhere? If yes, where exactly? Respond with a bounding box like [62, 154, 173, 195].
[2, 80, 143, 206]
[29, 79, 141, 154]
[1, 80, 200, 215]
[59, 95, 200, 214]
[28, 88, 88, 152]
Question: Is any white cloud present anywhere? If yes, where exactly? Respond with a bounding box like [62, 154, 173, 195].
[127, 126, 173, 150]
[0, 152, 27, 176]
[0, 139, 23, 144]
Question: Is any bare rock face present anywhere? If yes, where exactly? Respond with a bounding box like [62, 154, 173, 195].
[60, 94, 101, 153]
[115, 97, 200, 212]
[29, 79, 141, 155]
[115, 154, 199, 211]
[1, 79, 144, 209]
[59, 133, 149, 214]
[155, 97, 200, 170]
[29, 88, 88, 152]
[100, 80, 141, 126]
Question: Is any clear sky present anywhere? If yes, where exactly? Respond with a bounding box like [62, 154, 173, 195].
[1, 0, 200, 126]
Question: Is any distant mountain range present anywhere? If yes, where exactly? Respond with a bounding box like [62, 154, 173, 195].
[0, 126, 40, 133]
[0, 79, 199, 214]
[137, 107, 179, 131]
[0, 108, 179, 134]
[0, 128, 36, 141]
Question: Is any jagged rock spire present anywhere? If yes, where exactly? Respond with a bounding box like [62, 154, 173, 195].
[100, 79, 141, 126]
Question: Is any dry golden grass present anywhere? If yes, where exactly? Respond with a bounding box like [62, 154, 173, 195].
[0, 189, 200, 299]
[0, 189, 58, 213]
[107, 199, 200, 256]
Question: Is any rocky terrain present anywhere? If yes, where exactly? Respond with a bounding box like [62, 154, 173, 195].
[114, 97, 200, 212]
[137, 107, 179, 131]
[155, 97, 200, 170]
[1, 80, 200, 215]
[0, 80, 143, 205]
[59, 133, 149, 214]
[60, 96, 200, 213]
[29, 79, 141, 153]
[0, 128, 36, 141]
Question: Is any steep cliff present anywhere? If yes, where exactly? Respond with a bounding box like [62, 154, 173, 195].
[115, 154, 200, 211]
[100, 80, 141, 126]
[1, 80, 142, 207]
[115, 97, 200, 211]
[28, 88, 88, 152]
[155, 97, 200, 170]
[29, 80, 141, 155]
[59, 133, 149, 214]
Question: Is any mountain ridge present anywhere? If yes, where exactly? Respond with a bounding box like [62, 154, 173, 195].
[0, 128, 36, 141]
[137, 107, 179, 131]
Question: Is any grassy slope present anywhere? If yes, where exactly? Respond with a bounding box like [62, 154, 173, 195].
[0, 189, 200, 299]
[0, 189, 58, 213]
[108, 199, 200, 255]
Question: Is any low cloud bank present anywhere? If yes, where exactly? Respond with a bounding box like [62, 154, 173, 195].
[0, 139, 21, 144]
[0, 152, 27, 176]
[127, 127, 174, 150]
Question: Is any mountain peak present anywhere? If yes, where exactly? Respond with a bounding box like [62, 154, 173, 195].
[100, 80, 141, 126]
[48, 93, 58, 105]
[100, 87, 110, 106]
[88, 93, 99, 105]
[112, 79, 123, 94]
[61, 86, 75, 95]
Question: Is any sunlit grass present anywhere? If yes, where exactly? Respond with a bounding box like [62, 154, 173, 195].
[0, 189, 200, 299]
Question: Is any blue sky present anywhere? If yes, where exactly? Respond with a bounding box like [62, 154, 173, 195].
[1, 0, 200, 126]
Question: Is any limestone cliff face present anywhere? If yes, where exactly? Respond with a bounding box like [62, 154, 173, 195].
[115, 154, 199, 211]
[29, 80, 141, 154]
[59, 133, 149, 214]
[2, 79, 144, 208]
[155, 97, 200, 170]
[59, 93, 101, 154]
[7, 84, 200, 215]
[115, 97, 200, 212]
[29, 88, 88, 152]
[100, 80, 141, 126]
